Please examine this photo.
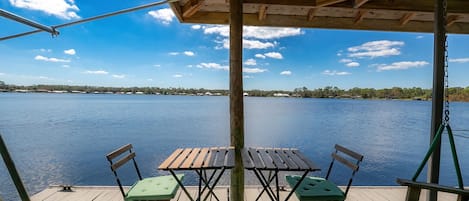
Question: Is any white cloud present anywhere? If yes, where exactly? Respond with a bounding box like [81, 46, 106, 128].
[39, 48, 52, 52]
[218, 39, 275, 49]
[243, 67, 267, 73]
[416, 36, 424, 39]
[34, 55, 70, 62]
[243, 39, 275, 49]
[9, 0, 80, 19]
[322, 70, 351, 76]
[64, 49, 76, 55]
[191, 25, 202, 30]
[375, 61, 429, 71]
[203, 25, 303, 39]
[339, 58, 353, 63]
[62, 64, 70, 68]
[255, 54, 266, 59]
[449, 58, 469, 63]
[280, 71, 292, 75]
[348, 40, 404, 58]
[187, 65, 193, 68]
[169, 52, 179, 56]
[173, 74, 183, 78]
[346, 62, 360, 67]
[0, 73, 5, 76]
[264, 52, 283, 59]
[148, 8, 175, 25]
[112, 74, 125, 79]
[244, 75, 254, 79]
[154, 64, 161, 67]
[244, 59, 257, 66]
[197, 63, 229, 71]
[147, 78, 154, 81]
[83, 70, 109, 75]
[184, 51, 195, 56]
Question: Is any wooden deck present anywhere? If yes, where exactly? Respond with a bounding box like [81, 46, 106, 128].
[30, 185, 460, 201]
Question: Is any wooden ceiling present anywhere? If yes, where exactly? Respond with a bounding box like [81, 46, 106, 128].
[169, 0, 469, 34]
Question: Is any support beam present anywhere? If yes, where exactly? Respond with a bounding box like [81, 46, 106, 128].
[354, 0, 369, 8]
[400, 13, 416, 26]
[307, 8, 317, 21]
[427, 0, 446, 200]
[316, 0, 348, 7]
[229, 1, 244, 201]
[0, 134, 30, 201]
[354, 10, 367, 24]
[258, 5, 268, 21]
[182, 0, 204, 18]
[447, 15, 461, 27]
[0, 9, 58, 36]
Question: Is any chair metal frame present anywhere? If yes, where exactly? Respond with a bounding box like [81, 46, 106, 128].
[106, 144, 143, 198]
[325, 144, 364, 197]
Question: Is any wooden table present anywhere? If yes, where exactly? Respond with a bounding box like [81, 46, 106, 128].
[159, 147, 234, 201]
[242, 147, 320, 201]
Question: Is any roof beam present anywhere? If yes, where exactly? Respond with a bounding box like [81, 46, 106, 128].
[400, 13, 416, 26]
[447, 15, 462, 26]
[354, 10, 367, 24]
[182, 0, 205, 18]
[307, 8, 317, 21]
[353, 0, 369, 8]
[0, 9, 58, 35]
[258, 5, 268, 21]
[241, 0, 469, 14]
[316, 0, 348, 7]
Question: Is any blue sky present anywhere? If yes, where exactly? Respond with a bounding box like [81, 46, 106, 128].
[1, 0, 469, 90]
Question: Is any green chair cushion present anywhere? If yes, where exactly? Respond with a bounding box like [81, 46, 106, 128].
[125, 174, 184, 201]
[286, 175, 345, 201]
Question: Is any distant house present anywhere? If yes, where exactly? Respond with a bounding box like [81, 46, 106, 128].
[243, 92, 249, 96]
[273, 93, 289, 97]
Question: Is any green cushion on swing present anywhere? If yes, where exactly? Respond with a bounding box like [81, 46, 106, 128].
[125, 174, 184, 201]
[286, 175, 345, 201]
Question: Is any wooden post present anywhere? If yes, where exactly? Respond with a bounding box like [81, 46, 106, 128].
[428, 0, 446, 200]
[229, 0, 244, 201]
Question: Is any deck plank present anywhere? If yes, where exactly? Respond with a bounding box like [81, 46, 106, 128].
[31, 185, 464, 201]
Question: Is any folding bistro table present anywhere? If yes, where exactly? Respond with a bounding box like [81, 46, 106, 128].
[159, 147, 234, 201]
[242, 147, 320, 201]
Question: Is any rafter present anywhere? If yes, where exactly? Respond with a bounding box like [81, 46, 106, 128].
[316, 0, 348, 7]
[354, 0, 369, 8]
[400, 13, 415, 26]
[307, 8, 317, 21]
[447, 15, 462, 26]
[258, 5, 268, 21]
[354, 10, 367, 24]
[182, 0, 205, 18]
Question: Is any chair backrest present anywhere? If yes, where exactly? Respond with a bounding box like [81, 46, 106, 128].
[325, 144, 364, 197]
[106, 144, 142, 198]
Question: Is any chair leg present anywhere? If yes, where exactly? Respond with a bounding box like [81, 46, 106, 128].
[405, 186, 421, 201]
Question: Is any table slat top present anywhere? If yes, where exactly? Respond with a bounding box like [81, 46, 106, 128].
[243, 147, 320, 171]
[159, 147, 235, 170]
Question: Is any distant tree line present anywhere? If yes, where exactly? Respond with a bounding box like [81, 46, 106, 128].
[2, 81, 469, 101]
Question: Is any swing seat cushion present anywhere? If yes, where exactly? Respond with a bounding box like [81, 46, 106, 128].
[286, 175, 345, 201]
[125, 174, 184, 201]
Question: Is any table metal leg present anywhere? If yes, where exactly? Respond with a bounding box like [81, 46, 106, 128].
[202, 168, 226, 201]
[197, 169, 221, 201]
[170, 170, 194, 201]
[284, 171, 309, 201]
[253, 169, 276, 201]
[255, 170, 277, 201]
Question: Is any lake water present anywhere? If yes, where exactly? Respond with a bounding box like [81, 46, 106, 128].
[0, 93, 468, 200]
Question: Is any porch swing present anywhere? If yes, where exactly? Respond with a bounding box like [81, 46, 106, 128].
[396, 2, 468, 200]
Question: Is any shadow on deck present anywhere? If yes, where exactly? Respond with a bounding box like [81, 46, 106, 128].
[31, 185, 460, 201]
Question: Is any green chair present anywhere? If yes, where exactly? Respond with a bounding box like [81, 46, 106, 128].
[106, 144, 183, 201]
[286, 144, 363, 201]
